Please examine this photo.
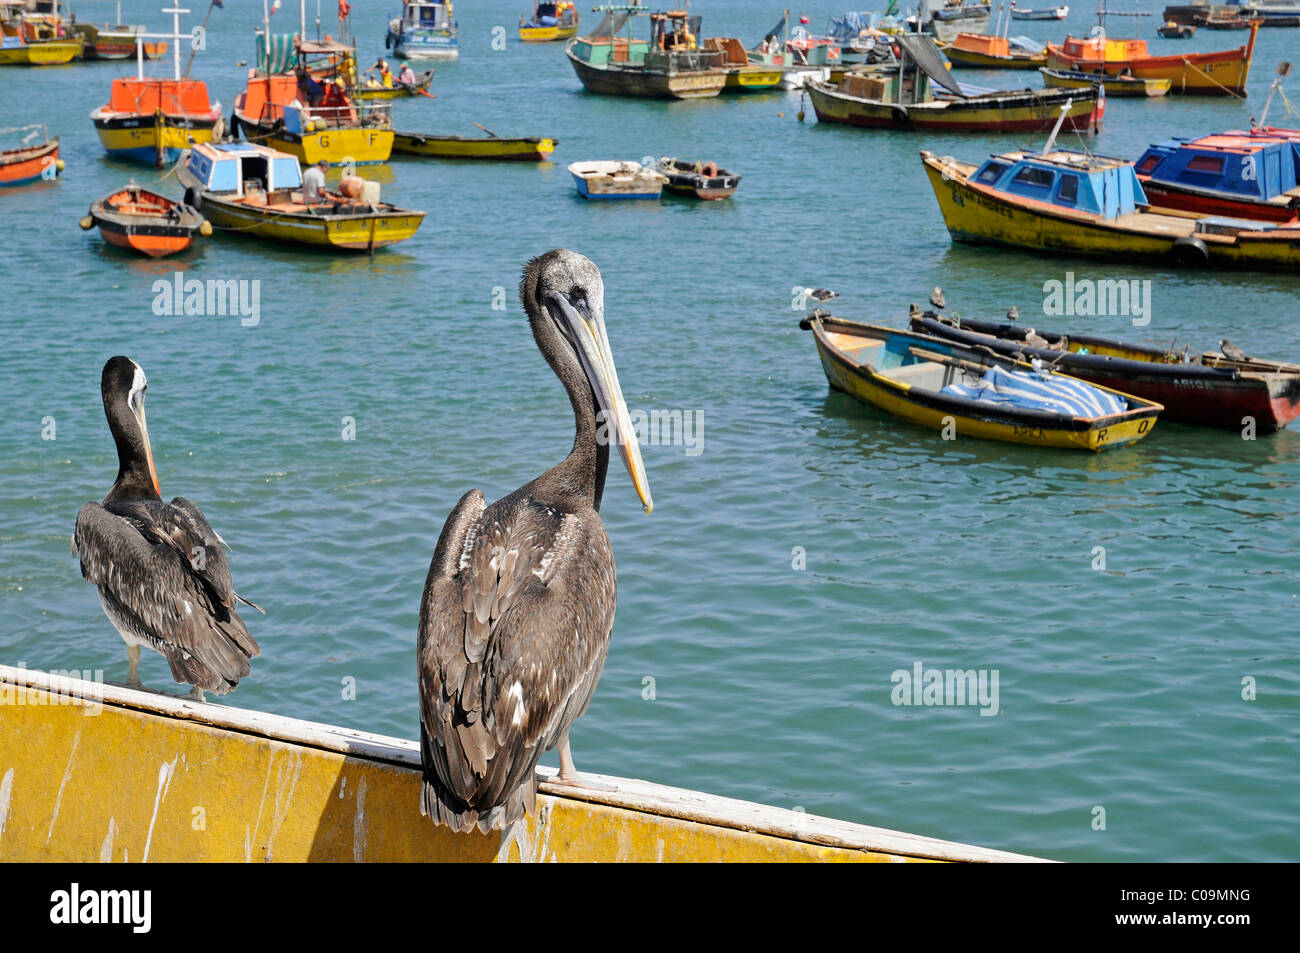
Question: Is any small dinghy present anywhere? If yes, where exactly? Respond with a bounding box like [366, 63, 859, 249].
[800, 311, 1163, 450]
[80, 185, 208, 258]
[568, 160, 668, 200]
[655, 156, 741, 200]
[1157, 21, 1196, 38]
[1010, 2, 1069, 19]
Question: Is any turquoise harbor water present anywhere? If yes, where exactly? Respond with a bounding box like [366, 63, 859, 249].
[1, 1, 1298, 861]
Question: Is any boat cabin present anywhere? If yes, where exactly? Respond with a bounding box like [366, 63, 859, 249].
[185, 142, 303, 199]
[99, 76, 215, 120]
[970, 149, 1148, 218]
[399, 0, 454, 31]
[1055, 29, 1149, 64]
[1135, 132, 1300, 203]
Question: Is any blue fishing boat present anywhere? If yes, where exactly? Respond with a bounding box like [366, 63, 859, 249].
[1134, 130, 1300, 223]
[386, 0, 458, 61]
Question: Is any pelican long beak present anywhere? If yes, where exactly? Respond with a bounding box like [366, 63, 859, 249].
[551, 293, 653, 514]
[131, 395, 161, 497]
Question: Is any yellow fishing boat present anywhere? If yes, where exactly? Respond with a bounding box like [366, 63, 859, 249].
[1039, 66, 1171, 97]
[802, 313, 1162, 451]
[705, 36, 783, 91]
[392, 127, 557, 161]
[355, 68, 434, 100]
[518, 1, 579, 42]
[0, 33, 81, 64]
[178, 142, 424, 252]
[921, 146, 1300, 271]
[234, 40, 395, 165]
[0, 663, 1047, 862]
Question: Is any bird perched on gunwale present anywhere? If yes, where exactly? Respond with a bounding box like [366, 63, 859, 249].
[72, 357, 260, 700]
[1219, 339, 1249, 363]
[417, 250, 653, 834]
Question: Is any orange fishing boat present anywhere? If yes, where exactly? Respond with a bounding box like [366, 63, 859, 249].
[0, 123, 62, 186]
[80, 185, 208, 258]
[1045, 15, 1257, 94]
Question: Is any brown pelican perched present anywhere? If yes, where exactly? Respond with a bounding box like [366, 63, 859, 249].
[417, 249, 653, 834]
[72, 357, 260, 700]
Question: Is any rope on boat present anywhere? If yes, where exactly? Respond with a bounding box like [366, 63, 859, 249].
[1178, 56, 1247, 101]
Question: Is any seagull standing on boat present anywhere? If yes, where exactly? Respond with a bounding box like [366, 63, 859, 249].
[1219, 339, 1249, 363]
[72, 357, 260, 700]
[930, 287, 946, 311]
[417, 250, 653, 834]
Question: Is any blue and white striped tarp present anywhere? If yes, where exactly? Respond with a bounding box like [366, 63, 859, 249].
[942, 365, 1126, 418]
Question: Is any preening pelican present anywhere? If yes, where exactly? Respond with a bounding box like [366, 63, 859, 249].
[418, 249, 653, 833]
[72, 356, 260, 700]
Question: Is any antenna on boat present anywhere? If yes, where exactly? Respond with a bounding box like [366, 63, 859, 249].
[1255, 61, 1292, 129]
[1041, 98, 1072, 154]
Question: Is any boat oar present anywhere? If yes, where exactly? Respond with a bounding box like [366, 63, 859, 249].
[473, 122, 501, 138]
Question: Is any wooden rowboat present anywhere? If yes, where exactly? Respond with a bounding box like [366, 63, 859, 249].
[392, 129, 557, 161]
[355, 69, 435, 100]
[1040, 66, 1172, 96]
[0, 663, 1046, 862]
[801, 312, 1162, 451]
[569, 160, 667, 200]
[0, 124, 62, 186]
[910, 313, 1300, 432]
[655, 156, 741, 200]
[80, 185, 208, 258]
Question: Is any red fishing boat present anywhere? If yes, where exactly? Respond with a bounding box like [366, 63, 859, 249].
[80, 185, 209, 257]
[910, 313, 1300, 431]
[0, 123, 61, 185]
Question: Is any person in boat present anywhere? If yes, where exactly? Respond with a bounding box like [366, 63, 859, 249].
[317, 77, 351, 123]
[298, 68, 324, 108]
[365, 58, 394, 88]
[302, 159, 341, 208]
[397, 62, 416, 86]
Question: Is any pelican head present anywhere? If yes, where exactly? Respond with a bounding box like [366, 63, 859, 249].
[102, 355, 159, 498]
[522, 249, 653, 515]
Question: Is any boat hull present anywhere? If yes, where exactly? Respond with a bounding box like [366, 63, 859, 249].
[191, 192, 423, 251]
[1039, 67, 1171, 96]
[519, 24, 579, 42]
[808, 82, 1103, 132]
[392, 131, 556, 161]
[0, 139, 60, 186]
[912, 317, 1300, 431]
[88, 188, 205, 259]
[723, 66, 784, 90]
[944, 48, 1046, 69]
[234, 115, 394, 164]
[921, 151, 1300, 271]
[0, 664, 1044, 863]
[355, 71, 434, 100]
[0, 39, 82, 65]
[92, 112, 219, 166]
[1137, 177, 1299, 224]
[806, 317, 1159, 451]
[566, 47, 727, 99]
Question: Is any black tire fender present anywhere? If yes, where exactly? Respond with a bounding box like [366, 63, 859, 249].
[1172, 235, 1209, 267]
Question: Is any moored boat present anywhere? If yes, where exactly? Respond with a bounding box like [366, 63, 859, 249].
[944, 32, 1047, 69]
[801, 312, 1162, 450]
[0, 30, 81, 65]
[0, 123, 62, 186]
[911, 313, 1300, 431]
[1045, 19, 1258, 94]
[704, 35, 783, 91]
[80, 185, 209, 258]
[1011, 3, 1070, 18]
[71, 2, 168, 60]
[569, 160, 667, 199]
[89, 6, 221, 166]
[0, 0, 82, 61]
[921, 145, 1300, 271]
[808, 34, 1103, 133]
[393, 128, 557, 161]
[234, 38, 394, 165]
[1157, 19, 1197, 36]
[655, 156, 741, 199]
[1134, 130, 1300, 222]
[1040, 66, 1172, 95]
[386, 0, 459, 61]
[178, 141, 425, 252]
[519, 1, 579, 42]
[908, 0, 994, 43]
[565, 5, 728, 99]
